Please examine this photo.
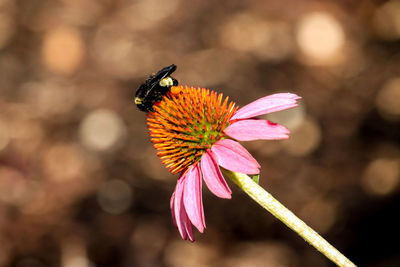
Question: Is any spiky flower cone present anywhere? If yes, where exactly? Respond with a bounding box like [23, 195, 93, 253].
[147, 86, 237, 174]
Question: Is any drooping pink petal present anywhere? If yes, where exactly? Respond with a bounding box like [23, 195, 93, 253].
[231, 93, 301, 120]
[182, 209, 194, 242]
[170, 192, 177, 227]
[200, 151, 232, 199]
[224, 119, 290, 141]
[183, 164, 205, 232]
[173, 174, 194, 241]
[211, 139, 260, 174]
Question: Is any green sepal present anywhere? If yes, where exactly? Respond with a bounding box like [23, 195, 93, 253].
[252, 174, 260, 184]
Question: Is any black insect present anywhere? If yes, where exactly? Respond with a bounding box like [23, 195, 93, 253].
[135, 64, 178, 112]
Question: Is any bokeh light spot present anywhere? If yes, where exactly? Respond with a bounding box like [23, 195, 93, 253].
[42, 143, 85, 182]
[299, 199, 336, 234]
[362, 158, 399, 196]
[79, 109, 127, 151]
[373, 0, 400, 41]
[376, 77, 400, 120]
[21, 80, 77, 117]
[220, 14, 293, 62]
[0, 166, 28, 205]
[42, 26, 85, 75]
[97, 179, 133, 214]
[61, 237, 90, 267]
[296, 12, 345, 65]
[282, 116, 321, 156]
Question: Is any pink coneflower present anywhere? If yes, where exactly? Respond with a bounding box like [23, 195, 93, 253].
[146, 86, 300, 241]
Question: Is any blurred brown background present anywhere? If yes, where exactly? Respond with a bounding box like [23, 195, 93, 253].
[1, 0, 400, 266]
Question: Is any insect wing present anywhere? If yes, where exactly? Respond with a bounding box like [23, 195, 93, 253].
[147, 64, 177, 91]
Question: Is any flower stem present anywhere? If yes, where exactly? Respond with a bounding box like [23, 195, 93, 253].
[223, 170, 357, 267]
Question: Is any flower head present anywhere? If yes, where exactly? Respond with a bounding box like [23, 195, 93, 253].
[147, 85, 301, 241]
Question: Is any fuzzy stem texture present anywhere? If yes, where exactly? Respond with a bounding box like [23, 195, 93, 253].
[223, 170, 357, 267]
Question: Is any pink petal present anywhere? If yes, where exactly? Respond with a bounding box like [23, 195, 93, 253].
[170, 192, 177, 227]
[200, 151, 232, 199]
[183, 164, 205, 232]
[231, 93, 301, 120]
[182, 209, 194, 242]
[171, 189, 194, 241]
[211, 139, 260, 174]
[224, 119, 290, 141]
[173, 174, 194, 241]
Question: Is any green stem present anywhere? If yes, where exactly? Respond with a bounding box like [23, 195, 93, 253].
[223, 170, 357, 267]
